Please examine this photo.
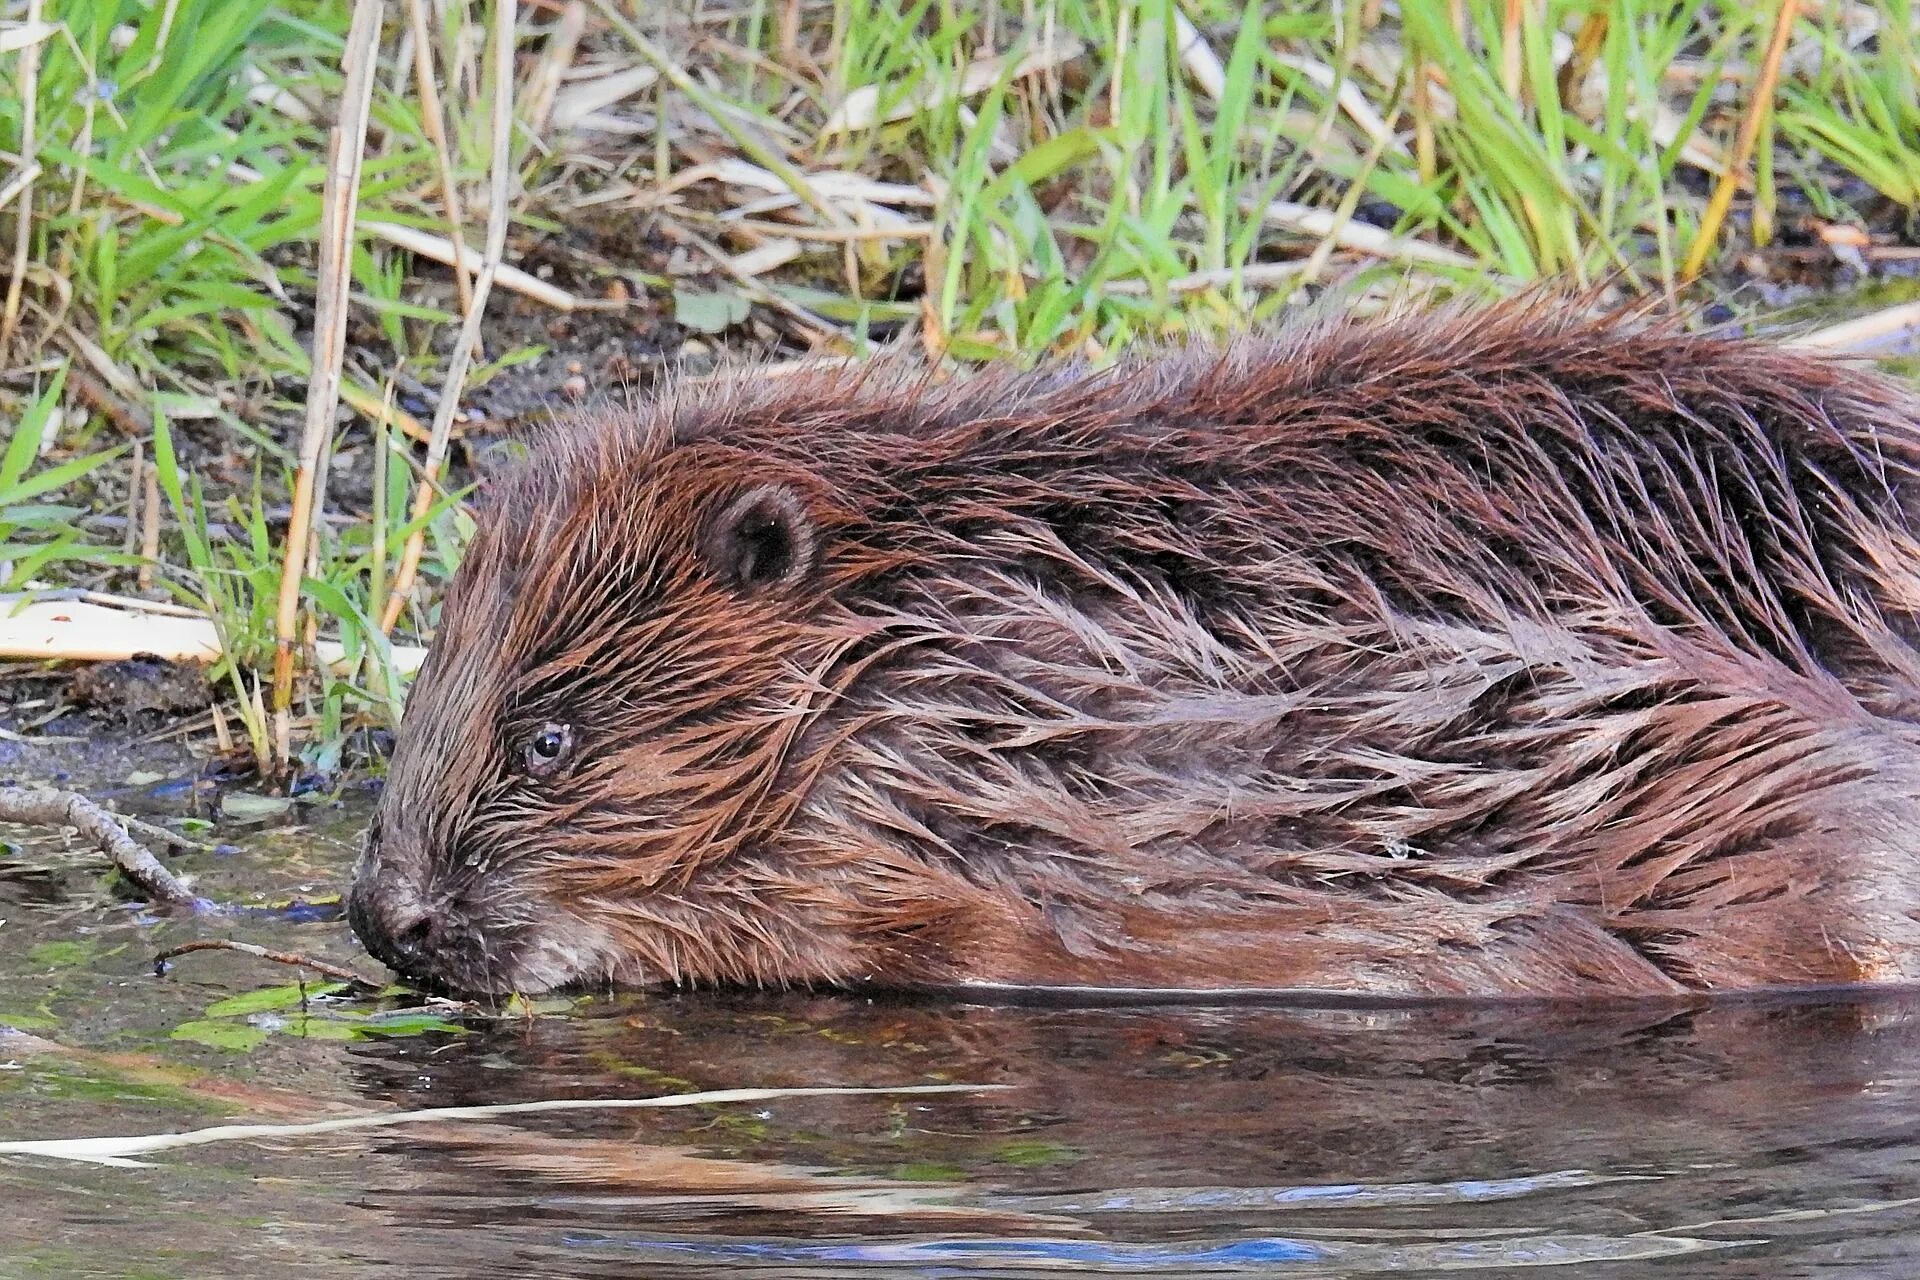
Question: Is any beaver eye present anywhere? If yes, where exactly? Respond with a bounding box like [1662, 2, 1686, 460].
[522, 721, 574, 776]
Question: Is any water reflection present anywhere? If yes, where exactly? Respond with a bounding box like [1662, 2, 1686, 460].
[331, 991, 1920, 1275]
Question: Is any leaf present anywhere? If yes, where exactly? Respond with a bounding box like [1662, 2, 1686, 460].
[281, 1015, 359, 1041]
[673, 287, 750, 334]
[203, 982, 348, 1017]
[170, 1020, 270, 1052]
[220, 792, 294, 820]
[352, 1012, 468, 1038]
[28, 941, 96, 969]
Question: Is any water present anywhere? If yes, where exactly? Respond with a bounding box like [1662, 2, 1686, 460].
[6, 789, 1920, 1278]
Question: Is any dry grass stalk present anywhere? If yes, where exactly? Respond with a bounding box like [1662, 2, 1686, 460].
[339, 378, 434, 447]
[1273, 52, 1395, 147]
[1104, 260, 1313, 297]
[271, 0, 386, 772]
[523, 0, 587, 136]
[587, 0, 848, 233]
[0, 160, 40, 214]
[655, 216, 847, 346]
[0, 0, 47, 357]
[1682, 0, 1803, 281]
[381, 0, 518, 636]
[1258, 198, 1478, 270]
[406, 0, 474, 318]
[550, 64, 660, 131]
[822, 35, 1088, 133]
[138, 459, 160, 592]
[1172, 8, 1225, 101]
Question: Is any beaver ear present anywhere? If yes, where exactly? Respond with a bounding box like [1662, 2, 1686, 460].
[703, 483, 818, 592]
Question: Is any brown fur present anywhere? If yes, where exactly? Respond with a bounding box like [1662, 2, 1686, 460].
[347, 299, 1920, 998]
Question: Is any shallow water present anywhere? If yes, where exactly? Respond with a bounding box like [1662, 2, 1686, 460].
[5, 788, 1920, 1278]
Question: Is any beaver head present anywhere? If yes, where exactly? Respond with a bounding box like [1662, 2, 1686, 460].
[349, 303, 1920, 999]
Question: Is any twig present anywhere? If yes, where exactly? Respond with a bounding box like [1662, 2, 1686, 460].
[67, 364, 153, 436]
[0, 0, 44, 356]
[381, 0, 517, 635]
[1681, 0, 1801, 282]
[0, 786, 198, 907]
[152, 939, 378, 988]
[273, 0, 386, 772]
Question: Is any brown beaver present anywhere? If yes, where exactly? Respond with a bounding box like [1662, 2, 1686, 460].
[347, 300, 1920, 1000]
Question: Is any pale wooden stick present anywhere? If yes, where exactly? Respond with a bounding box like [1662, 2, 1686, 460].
[382, 0, 517, 635]
[272, 0, 386, 771]
[1789, 301, 1920, 352]
[0, 1084, 1004, 1167]
[362, 220, 576, 309]
[0, 598, 426, 671]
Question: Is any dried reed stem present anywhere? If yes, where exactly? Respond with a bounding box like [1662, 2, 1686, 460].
[406, 0, 474, 318]
[271, 0, 386, 772]
[382, 0, 518, 635]
[1681, 0, 1801, 282]
[587, 0, 849, 234]
[0, 0, 46, 356]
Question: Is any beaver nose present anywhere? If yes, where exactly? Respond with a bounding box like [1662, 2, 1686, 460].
[346, 871, 444, 977]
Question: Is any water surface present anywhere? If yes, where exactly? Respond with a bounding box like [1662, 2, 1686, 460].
[4, 791, 1920, 1277]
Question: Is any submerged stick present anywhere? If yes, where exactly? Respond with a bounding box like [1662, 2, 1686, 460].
[0, 1083, 1009, 1167]
[0, 786, 198, 907]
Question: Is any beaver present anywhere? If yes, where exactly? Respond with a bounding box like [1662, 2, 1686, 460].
[347, 299, 1920, 1000]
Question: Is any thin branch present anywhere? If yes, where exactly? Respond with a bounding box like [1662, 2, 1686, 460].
[405, 0, 474, 318]
[152, 939, 379, 988]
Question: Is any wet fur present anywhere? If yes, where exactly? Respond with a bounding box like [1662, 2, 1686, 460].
[350, 299, 1920, 998]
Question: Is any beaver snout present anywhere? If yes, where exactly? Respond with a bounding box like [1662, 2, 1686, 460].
[345, 863, 440, 981]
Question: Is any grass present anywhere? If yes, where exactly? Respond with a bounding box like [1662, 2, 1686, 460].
[1, 0, 1917, 781]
